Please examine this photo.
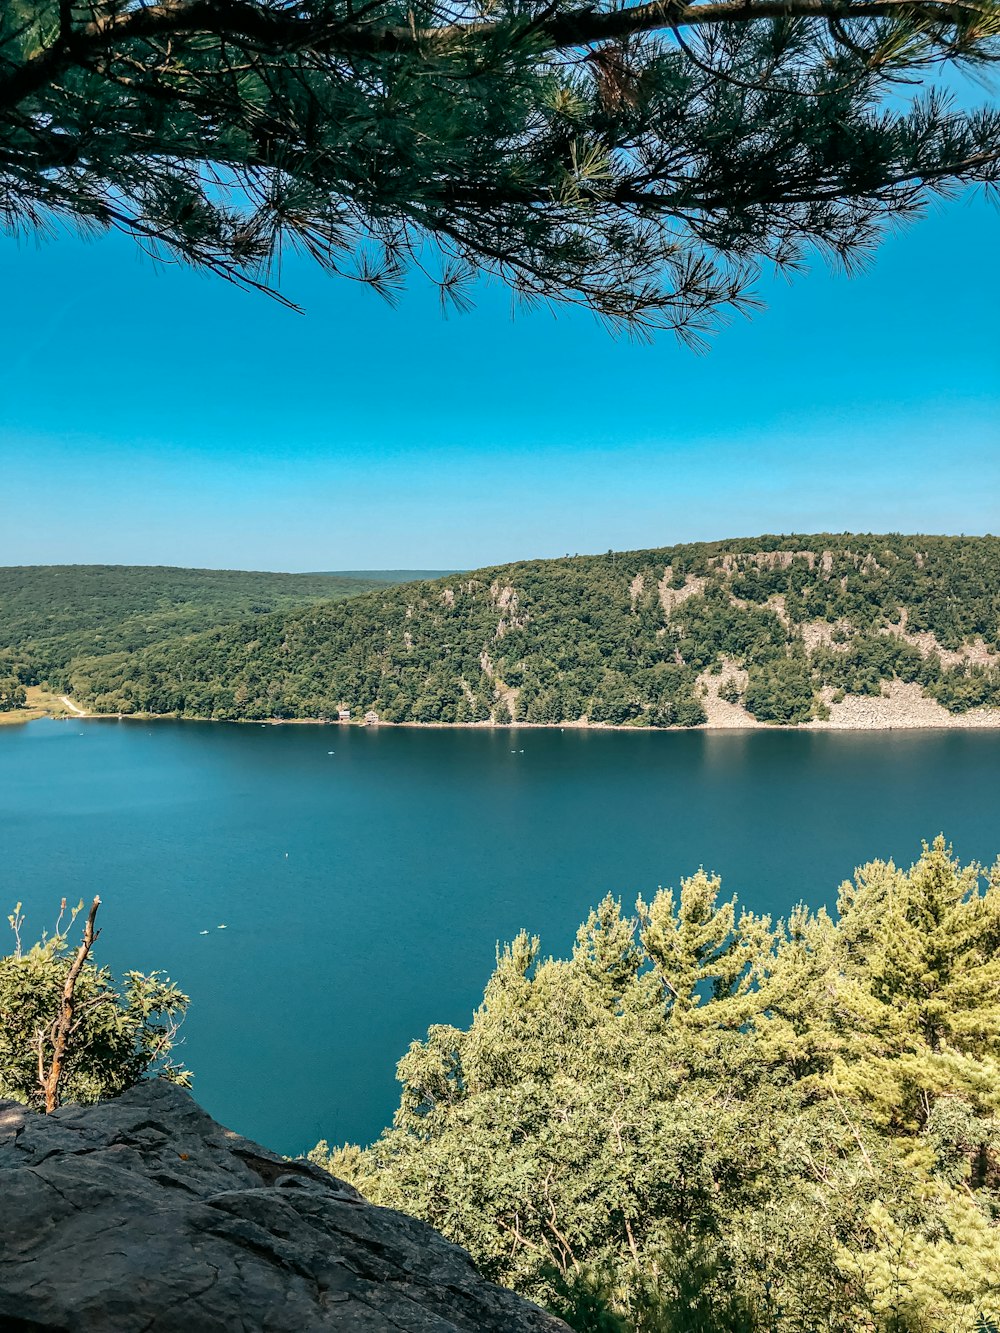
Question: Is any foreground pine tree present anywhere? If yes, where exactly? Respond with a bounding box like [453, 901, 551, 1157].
[2, 0, 999, 337]
[314, 838, 1000, 1331]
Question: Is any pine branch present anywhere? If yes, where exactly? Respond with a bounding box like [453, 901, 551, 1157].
[1, 0, 996, 112]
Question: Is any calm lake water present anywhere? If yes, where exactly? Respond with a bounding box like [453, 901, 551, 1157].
[2, 719, 999, 1153]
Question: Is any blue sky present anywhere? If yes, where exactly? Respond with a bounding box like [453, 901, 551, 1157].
[1, 187, 997, 571]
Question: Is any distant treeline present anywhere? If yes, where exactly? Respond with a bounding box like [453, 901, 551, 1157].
[56, 535, 1000, 724]
[315, 569, 460, 583]
[0, 565, 380, 685]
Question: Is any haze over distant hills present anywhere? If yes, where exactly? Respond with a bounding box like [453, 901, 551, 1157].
[12, 535, 995, 730]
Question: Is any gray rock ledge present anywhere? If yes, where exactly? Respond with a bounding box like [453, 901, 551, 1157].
[0, 1080, 568, 1332]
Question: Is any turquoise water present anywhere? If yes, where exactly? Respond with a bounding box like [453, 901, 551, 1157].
[2, 719, 999, 1153]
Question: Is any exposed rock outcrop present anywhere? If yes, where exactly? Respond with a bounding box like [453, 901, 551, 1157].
[0, 1081, 568, 1332]
[808, 680, 1000, 730]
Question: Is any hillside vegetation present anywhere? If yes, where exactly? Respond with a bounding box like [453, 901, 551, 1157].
[0, 565, 382, 686]
[65, 535, 1000, 725]
[317, 569, 460, 583]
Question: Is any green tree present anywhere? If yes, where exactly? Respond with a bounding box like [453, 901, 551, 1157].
[0, 675, 26, 710]
[315, 841, 1000, 1332]
[824, 838, 1000, 1132]
[0, 898, 190, 1110]
[2, 1, 999, 339]
[743, 656, 817, 723]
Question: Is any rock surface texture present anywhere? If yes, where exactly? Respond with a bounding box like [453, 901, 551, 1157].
[0, 1081, 568, 1332]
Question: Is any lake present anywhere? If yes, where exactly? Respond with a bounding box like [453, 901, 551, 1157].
[2, 719, 999, 1154]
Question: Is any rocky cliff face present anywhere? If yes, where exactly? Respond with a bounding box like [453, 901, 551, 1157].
[0, 1081, 568, 1332]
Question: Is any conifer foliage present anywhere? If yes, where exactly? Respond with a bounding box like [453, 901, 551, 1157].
[1, 0, 999, 336]
[314, 839, 1000, 1331]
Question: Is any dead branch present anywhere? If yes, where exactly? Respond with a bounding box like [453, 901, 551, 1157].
[39, 896, 101, 1114]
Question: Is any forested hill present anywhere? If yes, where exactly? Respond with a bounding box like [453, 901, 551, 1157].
[0, 565, 382, 683]
[315, 569, 460, 583]
[62, 536, 1000, 726]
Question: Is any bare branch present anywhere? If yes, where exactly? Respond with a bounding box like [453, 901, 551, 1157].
[40, 896, 101, 1114]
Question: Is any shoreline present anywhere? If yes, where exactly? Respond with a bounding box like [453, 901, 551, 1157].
[0, 687, 76, 727]
[18, 697, 1000, 734]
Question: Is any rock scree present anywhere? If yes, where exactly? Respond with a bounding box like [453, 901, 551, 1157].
[0, 1080, 569, 1332]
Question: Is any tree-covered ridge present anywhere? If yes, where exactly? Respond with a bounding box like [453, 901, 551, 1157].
[314, 838, 1000, 1333]
[66, 535, 1000, 725]
[0, 564, 382, 686]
